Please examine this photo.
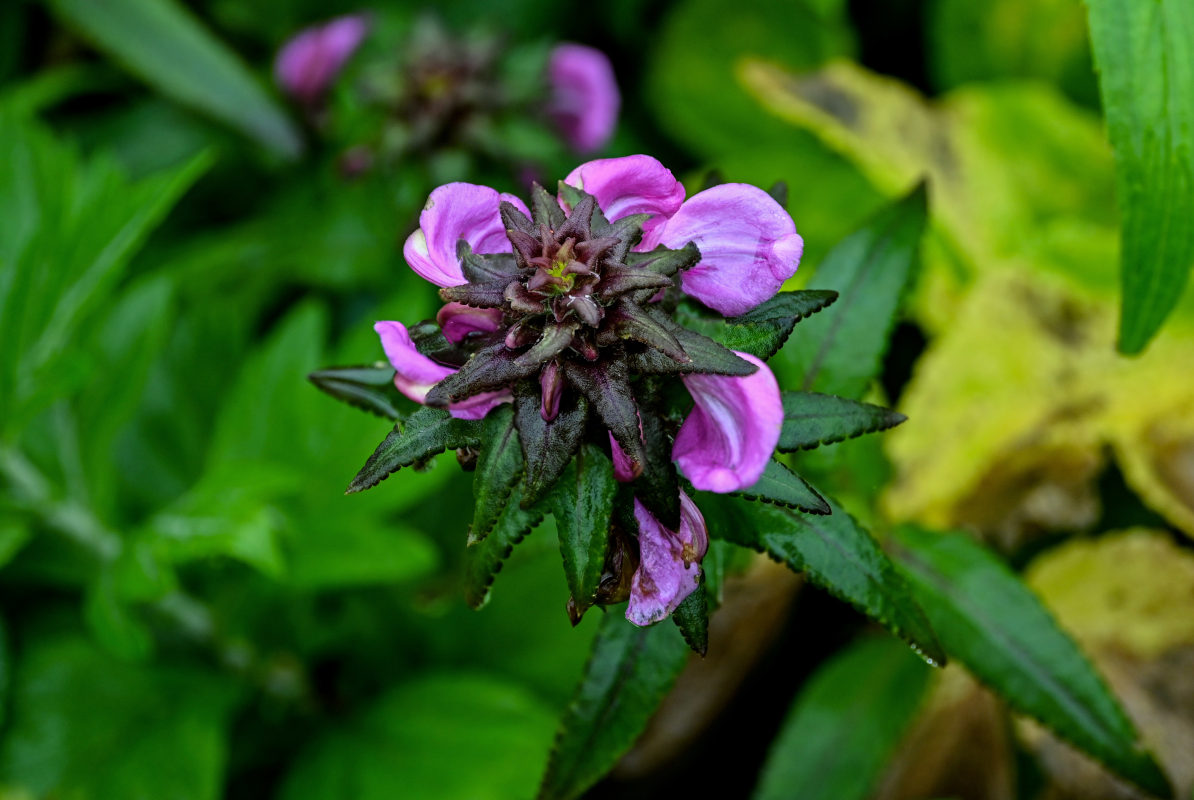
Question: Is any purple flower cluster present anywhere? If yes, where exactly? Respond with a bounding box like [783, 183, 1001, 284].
[375, 156, 802, 625]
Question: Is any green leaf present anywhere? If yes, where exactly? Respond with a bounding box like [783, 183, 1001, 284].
[753, 635, 931, 800]
[279, 673, 558, 800]
[308, 363, 404, 421]
[346, 407, 481, 494]
[891, 525, 1173, 797]
[703, 493, 945, 666]
[677, 290, 839, 360]
[548, 444, 617, 619]
[286, 521, 439, 591]
[515, 384, 589, 507]
[732, 459, 831, 515]
[539, 613, 691, 800]
[562, 358, 644, 469]
[465, 481, 547, 609]
[47, 0, 302, 157]
[778, 390, 907, 451]
[784, 186, 928, 399]
[470, 405, 524, 543]
[671, 579, 709, 656]
[1085, 0, 1194, 353]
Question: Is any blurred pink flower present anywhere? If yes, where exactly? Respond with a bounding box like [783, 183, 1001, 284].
[275, 14, 370, 105]
[546, 44, 620, 153]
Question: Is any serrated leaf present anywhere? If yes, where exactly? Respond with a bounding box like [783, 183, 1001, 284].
[630, 403, 682, 530]
[732, 459, 831, 514]
[753, 636, 931, 800]
[346, 407, 481, 494]
[627, 314, 757, 377]
[679, 290, 839, 361]
[425, 344, 538, 406]
[1085, 0, 1194, 353]
[548, 444, 617, 618]
[702, 493, 944, 666]
[470, 405, 524, 543]
[671, 579, 709, 656]
[515, 384, 589, 507]
[891, 525, 1172, 797]
[308, 363, 404, 420]
[538, 613, 690, 800]
[464, 481, 547, 609]
[531, 182, 565, 230]
[562, 357, 644, 468]
[778, 391, 906, 451]
[625, 241, 701, 279]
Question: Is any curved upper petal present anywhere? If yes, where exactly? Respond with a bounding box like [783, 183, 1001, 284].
[547, 44, 620, 154]
[274, 14, 370, 103]
[674, 351, 782, 492]
[562, 156, 685, 235]
[436, 302, 503, 344]
[656, 183, 804, 317]
[627, 493, 708, 626]
[403, 184, 527, 288]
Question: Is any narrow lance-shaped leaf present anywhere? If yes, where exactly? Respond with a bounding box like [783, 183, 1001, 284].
[891, 526, 1172, 798]
[464, 481, 547, 609]
[677, 290, 839, 361]
[470, 405, 524, 543]
[514, 384, 588, 507]
[671, 579, 709, 657]
[753, 636, 932, 800]
[538, 613, 691, 800]
[778, 390, 907, 451]
[1085, 0, 1194, 354]
[346, 407, 480, 494]
[701, 492, 944, 666]
[308, 363, 404, 420]
[731, 459, 831, 515]
[548, 444, 617, 620]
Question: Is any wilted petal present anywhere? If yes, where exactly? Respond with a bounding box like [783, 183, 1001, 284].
[436, 302, 503, 344]
[403, 184, 530, 288]
[657, 183, 804, 317]
[627, 493, 708, 626]
[274, 14, 370, 104]
[674, 351, 782, 492]
[546, 44, 620, 154]
[562, 156, 685, 236]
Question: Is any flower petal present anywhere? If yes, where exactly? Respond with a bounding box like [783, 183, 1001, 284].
[657, 183, 804, 317]
[627, 493, 708, 626]
[403, 184, 527, 288]
[674, 351, 782, 492]
[609, 432, 642, 481]
[546, 44, 620, 154]
[562, 156, 685, 236]
[436, 302, 503, 344]
[274, 14, 370, 104]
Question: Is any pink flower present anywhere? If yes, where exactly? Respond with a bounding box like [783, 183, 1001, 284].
[546, 44, 621, 154]
[275, 14, 370, 106]
[627, 493, 709, 626]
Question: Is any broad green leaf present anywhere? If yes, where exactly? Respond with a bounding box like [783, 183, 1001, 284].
[732, 459, 831, 515]
[538, 613, 691, 800]
[702, 492, 944, 665]
[0, 634, 235, 800]
[784, 186, 927, 399]
[548, 444, 616, 618]
[465, 482, 547, 609]
[892, 525, 1172, 797]
[753, 635, 931, 800]
[308, 363, 404, 421]
[279, 673, 557, 800]
[1085, 0, 1194, 352]
[470, 405, 524, 543]
[346, 407, 481, 494]
[47, 0, 302, 157]
[778, 390, 907, 451]
[671, 579, 709, 656]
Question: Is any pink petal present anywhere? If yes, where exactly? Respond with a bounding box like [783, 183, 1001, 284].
[436, 302, 503, 344]
[627, 493, 708, 626]
[674, 351, 782, 492]
[657, 183, 804, 317]
[402, 184, 530, 288]
[274, 14, 370, 104]
[609, 432, 641, 482]
[562, 156, 685, 238]
[546, 44, 620, 154]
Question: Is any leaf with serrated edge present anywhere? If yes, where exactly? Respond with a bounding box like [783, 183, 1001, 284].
[677, 291, 839, 361]
[562, 358, 644, 469]
[464, 481, 546, 609]
[732, 459, 830, 515]
[515, 384, 588, 507]
[548, 444, 616, 617]
[891, 526, 1173, 798]
[778, 391, 906, 451]
[671, 580, 709, 656]
[346, 407, 480, 494]
[538, 614, 690, 800]
[469, 405, 524, 544]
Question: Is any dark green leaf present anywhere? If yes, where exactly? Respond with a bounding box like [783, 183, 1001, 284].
[470, 405, 524, 543]
[549, 444, 617, 618]
[538, 613, 691, 800]
[515, 384, 589, 506]
[703, 493, 944, 666]
[732, 459, 830, 515]
[604, 304, 689, 362]
[766, 180, 789, 208]
[531, 182, 565, 229]
[678, 290, 839, 360]
[346, 407, 481, 494]
[1085, 0, 1194, 353]
[47, 0, 301, 157]
[464, 481, 547, 609]
[778, 391, 907, 451]
[308, 363, 404, 420]
[786, 186, 927, 398]
[753, 636, 931, 800]
[627, 315, 757, 377]
[891, 526, 1172, 797]
[563, 358, 644, 469]
[671, 580, 709, 656]
[459, 244, 521, 286]
[407, 320, 471, 367]
[631, 404, 682, 529]
[626, 241, 701, 279]
[425, 344, 538, 406]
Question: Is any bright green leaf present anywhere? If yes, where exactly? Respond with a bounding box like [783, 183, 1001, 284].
[464, 482, 547, 609]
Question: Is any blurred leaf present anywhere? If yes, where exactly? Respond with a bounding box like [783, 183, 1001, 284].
[732, 459, 830, 515]
[278, 672, 557, 800]
[548, 444, 615, 618]
[892, 525, 1172, 797]
[753, 635, 931, 800]
[83, 570, 154, 660]
[307, 364, 403, 421]
[702, 492, 945, 666]
[778, 390, 907, 451]
[538, 613, 690, 800]
[1085, 0, 1194, 353]
[47, 0, 302, 157]
[285, 519, 438, 591]
[0, 634, 236, 800]
[346, 408, 481, 494]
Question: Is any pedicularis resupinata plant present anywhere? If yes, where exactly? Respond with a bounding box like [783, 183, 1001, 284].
[312, 154, 912, 641]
